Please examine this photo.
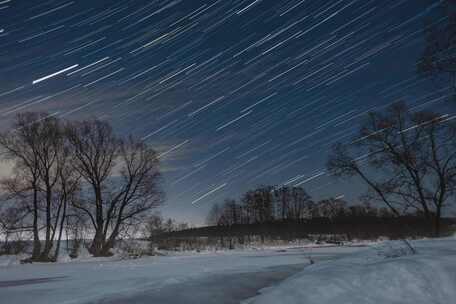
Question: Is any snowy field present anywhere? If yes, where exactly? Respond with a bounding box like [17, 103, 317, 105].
[0, 238, 455, 304]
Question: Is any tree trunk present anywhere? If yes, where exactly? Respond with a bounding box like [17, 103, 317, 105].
[100, 226, 120, 257]
[89, 185, 110, 256]
[39, 185, 54, 261]
[54, 199, 67, 261]
[434, 210, 441, 237]
[90, 229, 103, 256]
[90, 228, 117, 257]
[101, 238, 116, 256]
[31, 187, 41, 260]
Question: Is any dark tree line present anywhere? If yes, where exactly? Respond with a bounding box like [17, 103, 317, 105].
[198, 130, 455, 245]
[206, 185, 398, 228]
[163, 185, 448, 249]
[0, 113, 163, 261]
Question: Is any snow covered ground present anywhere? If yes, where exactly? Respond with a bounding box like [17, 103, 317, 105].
[0, 238, 454, 304]
[0, 244, 360, 304]
[246, 238, 456, 304]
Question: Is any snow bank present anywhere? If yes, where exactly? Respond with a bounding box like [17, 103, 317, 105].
[0, 239, 367, 267]
[246, 238, 456, 304]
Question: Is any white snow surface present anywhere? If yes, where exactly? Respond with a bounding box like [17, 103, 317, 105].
[246, 237, 456, 304]
[0, 244, 360, 304]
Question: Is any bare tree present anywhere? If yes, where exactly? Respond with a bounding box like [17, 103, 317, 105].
[34, 115, 64, 260]
[272, 186, 313, 221]
[273, 186, 291, 220]
[327, 103, 456, 236]
[0, 113, 72, 261]
[243, 186, 275, 224]
[218, 199, 241, 226]
[66, 120, 163, 256]
[316, 198, 347, 219]
[288, 187, 313, 220]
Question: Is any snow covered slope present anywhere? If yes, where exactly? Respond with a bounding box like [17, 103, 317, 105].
[246, 238, 456, 304]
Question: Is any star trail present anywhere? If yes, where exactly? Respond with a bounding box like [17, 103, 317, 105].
[0, 0, 451, 224]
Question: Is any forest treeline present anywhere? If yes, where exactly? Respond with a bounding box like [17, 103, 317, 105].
[204, 186, 405, 228]
[158, 184, 455, 248]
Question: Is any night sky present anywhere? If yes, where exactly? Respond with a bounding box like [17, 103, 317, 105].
[0, 0, 451, 225]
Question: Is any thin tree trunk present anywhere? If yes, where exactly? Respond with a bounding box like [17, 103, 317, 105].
[40, 186, 53, 260]
[54, 199, 67, 261]
[31, 186, 41, 260]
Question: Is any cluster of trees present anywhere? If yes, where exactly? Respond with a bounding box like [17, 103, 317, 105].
[0, 113, 163, 261]
[206, 185, 396, 228]
[169, 186, 443, 249]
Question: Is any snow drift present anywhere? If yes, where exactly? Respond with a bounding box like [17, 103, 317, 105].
[246, 238, 456, 304]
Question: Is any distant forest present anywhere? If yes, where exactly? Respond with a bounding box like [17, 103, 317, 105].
[153, 185, 455, 250]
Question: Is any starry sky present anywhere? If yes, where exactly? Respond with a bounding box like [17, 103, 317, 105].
[0, 0, 452, 225]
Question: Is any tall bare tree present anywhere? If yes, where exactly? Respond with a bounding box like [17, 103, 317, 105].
[327, 103, 456, 235]
[34, 115, 64, 260]
[0, 113, 72, 261]
[66, 120, 163, 256]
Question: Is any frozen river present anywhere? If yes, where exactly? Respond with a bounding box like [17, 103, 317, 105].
[0, 246, 362, 304]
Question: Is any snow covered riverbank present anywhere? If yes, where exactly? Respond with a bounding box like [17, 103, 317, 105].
[247, 238, 456, 304]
